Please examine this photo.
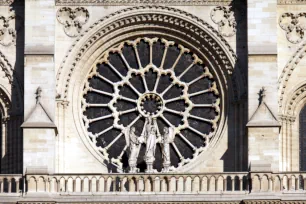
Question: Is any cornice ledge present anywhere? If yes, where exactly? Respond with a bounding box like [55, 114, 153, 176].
[55, 0, 232, 6]
[278, 0, 306, 5]
[0, 0, 14, 6]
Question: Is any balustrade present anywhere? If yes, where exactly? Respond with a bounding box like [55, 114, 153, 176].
[0, 174, 22, 194]
[25, 172, 248, 193]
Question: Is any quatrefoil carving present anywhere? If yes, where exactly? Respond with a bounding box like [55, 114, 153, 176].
[211, 6, 236, 37]
[57, 7, 89, 37]
[279, 13, 306, 44]
[0, 15, 18, 46]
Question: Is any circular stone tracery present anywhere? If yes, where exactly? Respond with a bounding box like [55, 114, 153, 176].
[138, 92, 164, 117]
[82, 37, 221, 172]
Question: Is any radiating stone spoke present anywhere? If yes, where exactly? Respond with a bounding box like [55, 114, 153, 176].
[118, 108, 137, 116]
[192, 103, 214, 108]
[160, 83, 174, 96]
[89, 114, 113, 124]
[86, 103, 109, 108]
[90, 88, 113, 97]
[96, 125, 113, 137]
[160, 115, 174, 127]
[164, 96, 184, 103]
[142, 75, 149, 92]
[108, 62, 125, 79]
[108, 62, 141, 96]
[187, 74, 206, 86]
[171, 143, 184, 161]
[128, 114, 142, 127]
[118, 96, 137, 103]
[105, 132, 123, 150]
[96, 73, 114, 85]
[133, 45, 142, 68]
[188, 126, 207, 138]
[120, 53, 132, 70]
[188, 114, 211, 123]
[164, 107, 183, 116]
[178, 63, 194, 79]
[178, 133, 196, 150]
[188, 89, 210, 97]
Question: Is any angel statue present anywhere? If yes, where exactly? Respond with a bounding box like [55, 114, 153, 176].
[161, 127, 175, 172]
[143, 117, 160, 173]
[124, 127, 143, 173]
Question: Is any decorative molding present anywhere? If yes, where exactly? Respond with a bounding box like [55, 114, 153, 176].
[278, 0, 306, 4]
[0, 50, 13, 83]
[0, 15, 18, 46]
[57, 7, 89, 37]
[279, 13, 306, 44]
[56, 5, 237, 100]
[0, 0, 14, 6]
[279, 114, 296, 122]
[278, 41, 306, 108]
[55, 0, 233, 6]
[211, 6, 236, 37]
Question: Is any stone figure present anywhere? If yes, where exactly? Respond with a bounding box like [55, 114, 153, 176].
[144, 117, 159, 173]
[161, 127, 175, 172]
[124, 127, 142, 173]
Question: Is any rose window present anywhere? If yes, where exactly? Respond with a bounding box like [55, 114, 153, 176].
[82, 37, 221, 172]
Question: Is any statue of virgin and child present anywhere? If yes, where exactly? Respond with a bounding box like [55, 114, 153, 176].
[124, 116, 175, 173]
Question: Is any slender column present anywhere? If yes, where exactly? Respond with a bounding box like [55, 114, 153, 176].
[73, 179, 76, 192]
[199, 177, 202, 192]
[223, 177, 227, 191]
[239, 178, 243, 191]
[119, 178, 124, 192]
[128, 179, 133, 192]
[15, 179, 19, 193]
[89, 179, 92, 192]
[65, 179, 68, 192]
[269, 178, 273, 192]
[231, 177, 235, 191]
[112, 177, 116, 192]
[81, 179, 84, 192]
[152, 177, 156, 192]
[8, 179, 11, 193]
[57, 180, 60, 192]
[96, 179, 100, 192]
[104, 178, 108, 192]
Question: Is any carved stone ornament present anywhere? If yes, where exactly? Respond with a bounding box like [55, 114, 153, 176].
[0, 0, 14, 6]
[57, 7, 89, 37]
[0, 15, 17, 46]
[82, 37, 221, 173]
[55, 0, 232, 6]
[278, 0, 306, 4]
[211, 6, 236, 37]
[279, 12, 306, 44]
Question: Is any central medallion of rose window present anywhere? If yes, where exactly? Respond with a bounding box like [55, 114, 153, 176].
[82, 37, 221, 173]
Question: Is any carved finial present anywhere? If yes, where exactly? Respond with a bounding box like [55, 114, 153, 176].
[36, 87, 42, 104]
[258, 87, 266, 105]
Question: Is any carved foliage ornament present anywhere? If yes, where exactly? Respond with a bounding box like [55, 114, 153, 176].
[55, 0, 232, 6]
[57, 7, 89, 37]
[279, 13, 306, 44]
[211, 6, 236, 37]
[0, 0, 14, 5]
[0, 15, 17, 46]
[82, 37, 221, 172]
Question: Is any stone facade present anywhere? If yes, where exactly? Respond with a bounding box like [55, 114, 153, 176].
[0, 0, 306, 203]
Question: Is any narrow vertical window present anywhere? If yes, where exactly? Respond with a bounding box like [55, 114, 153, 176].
[299, 105, 306, 171]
